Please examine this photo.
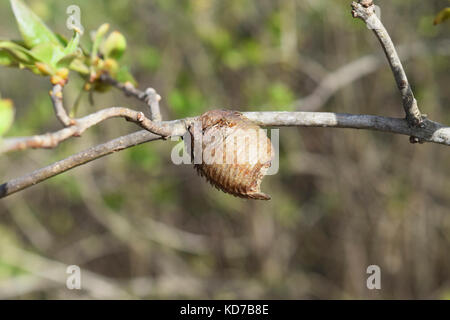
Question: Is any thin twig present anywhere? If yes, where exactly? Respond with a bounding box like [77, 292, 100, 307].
[49, 84, 74, 127]
[351, 0, 424, 127]
[144, 87, 162, 122]
[0, 106, 173, 153]
[99, 73, 145, 101]
[1, 111, 449, 199]
[0, 130, 162, 198]
[100, 73, 163, 121]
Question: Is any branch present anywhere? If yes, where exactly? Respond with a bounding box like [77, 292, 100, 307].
[351, 0, 424, 127]
[100, 73, 163, 121]
[1, 1, 448, 200]
[1, 111, 449, 199]
[2, 78, 169, 153]
[49, 84, 74, 127]
[0, 130, 162, 199]
[244, 112, 449, 145]
[0, 107, 174, 153]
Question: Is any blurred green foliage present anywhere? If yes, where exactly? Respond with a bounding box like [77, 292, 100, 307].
[0, 97, 14, 137]
[434, 7, 450, 25]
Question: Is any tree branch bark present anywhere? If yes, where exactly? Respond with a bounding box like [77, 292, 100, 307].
[49, 84, 74, 127]
[0, 106, 174, 153]
[1, 111, 449, 199]
[100, 73, 163, 121]
[351, 0, 424, 127]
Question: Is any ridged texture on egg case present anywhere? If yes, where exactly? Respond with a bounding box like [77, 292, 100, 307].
[189, 110, 274, 200]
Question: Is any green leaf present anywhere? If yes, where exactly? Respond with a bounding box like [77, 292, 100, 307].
[0, 98, 14, 137]
[30, 42, 64, 66]
[91, 23, 110, 60]
[103, 31, 127, 60]
[63, 31, 81, 57]
[55, 33, 69, 47]
[68, 58, 90, 74]
[10, 0, 59, 48]
[115, 66, 137, 85]
[0, 41, 39, 65]
[56, 53, 79, 69]
[0, 41, 63, 75]
[55, 32, 82, 69]
[434, 7, 450, 25]
[27, 31, 82, 70]
[0, 51, 19, 67]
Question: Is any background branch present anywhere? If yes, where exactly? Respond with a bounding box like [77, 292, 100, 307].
[293, 40, 450, 111]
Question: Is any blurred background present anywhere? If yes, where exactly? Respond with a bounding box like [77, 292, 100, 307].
[0, 0, 449, 299]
